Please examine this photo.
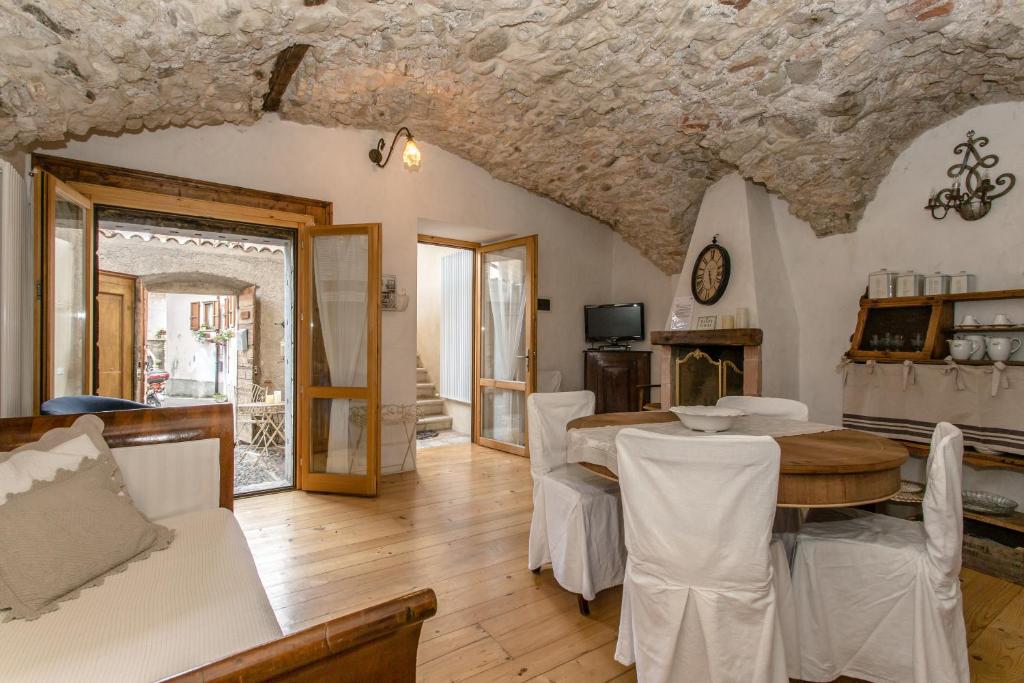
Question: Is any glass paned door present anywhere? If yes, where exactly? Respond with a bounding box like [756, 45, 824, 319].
[36, 172, 95, 403]
[299, 224, 381, 495]
[475, 236, 537, 456]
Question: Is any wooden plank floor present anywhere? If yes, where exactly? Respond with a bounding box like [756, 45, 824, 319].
[235, 442, 1023, 682]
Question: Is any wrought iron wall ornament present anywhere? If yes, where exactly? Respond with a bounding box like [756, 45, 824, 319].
[925, 130, 1015, 221]
[368, 126, 422, 170]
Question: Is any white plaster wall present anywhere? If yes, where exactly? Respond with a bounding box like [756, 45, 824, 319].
[609, 232, 677, 401]
[773, 101, 1024, 426]
[673, 174, 760, 327]
[38, 116, 664, 470]
[416, 243, 447, 398]
[768, 102, 1024, 499]
[164, 293, 228, 394]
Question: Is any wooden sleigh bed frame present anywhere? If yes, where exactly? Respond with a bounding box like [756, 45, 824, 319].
[0, 404, 437, 683]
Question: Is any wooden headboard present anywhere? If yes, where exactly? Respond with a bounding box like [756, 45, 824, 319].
[0, 404, 235, 510]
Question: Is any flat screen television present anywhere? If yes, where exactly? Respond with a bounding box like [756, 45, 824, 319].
[585, 303, 645, 344]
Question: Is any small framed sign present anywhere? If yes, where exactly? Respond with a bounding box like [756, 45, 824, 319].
[695, 315, 718, 331]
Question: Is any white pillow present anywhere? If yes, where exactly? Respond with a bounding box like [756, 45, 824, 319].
[0, 416, 126, 505]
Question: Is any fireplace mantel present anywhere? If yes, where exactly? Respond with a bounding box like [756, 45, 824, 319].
[651, 328, 763, 406]
[651, 329, 763, 347]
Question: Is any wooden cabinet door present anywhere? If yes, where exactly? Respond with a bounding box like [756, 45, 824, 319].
[584, 351, 651, 414]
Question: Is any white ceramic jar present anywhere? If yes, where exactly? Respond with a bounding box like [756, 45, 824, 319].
[924, 272, 950, 296]
[950, 271, 976, 294]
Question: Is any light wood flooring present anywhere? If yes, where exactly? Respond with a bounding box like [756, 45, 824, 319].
[235, 442, 1024, 682]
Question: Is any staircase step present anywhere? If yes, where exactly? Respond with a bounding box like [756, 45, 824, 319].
[416, 382, 437, 399]
[417, 367, 430, 383]
[416, 398, 445, 417]
[417, 414, 453, 432]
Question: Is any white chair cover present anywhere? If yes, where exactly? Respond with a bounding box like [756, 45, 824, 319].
[718, 397, 809, 560]
[789, 422, 969, 683]
[717, 395, 809, 422]
[526, 391, 625, 601]
[613, 429, 789, 683]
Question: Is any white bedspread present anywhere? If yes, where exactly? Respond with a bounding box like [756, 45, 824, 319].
[0, 508, 282, 682]
[567, 415, 840, 476]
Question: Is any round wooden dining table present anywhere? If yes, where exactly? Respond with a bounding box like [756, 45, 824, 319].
[566, 411, 909, 508]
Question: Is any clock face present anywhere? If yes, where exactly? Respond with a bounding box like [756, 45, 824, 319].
[690, 242, 731, 305]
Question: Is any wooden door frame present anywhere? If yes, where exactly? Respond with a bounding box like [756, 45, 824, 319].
[33, 155, 336, 493]
[474, 235, 538, 457]
[416, 234, 481, 443]
[300, 224, 382, 496]
[34, 173, 96, 405]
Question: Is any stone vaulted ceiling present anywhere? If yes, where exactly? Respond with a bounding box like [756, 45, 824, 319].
[1, 1, 1023, 273]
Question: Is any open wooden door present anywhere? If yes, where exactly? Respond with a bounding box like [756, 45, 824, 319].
[96, 271, 136, 399]
[298, 224, 381, 495]
[474, 236, 538, 456]
[34, 171, 95, 406]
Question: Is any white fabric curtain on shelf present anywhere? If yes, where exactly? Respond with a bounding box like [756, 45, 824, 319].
[440, 249, 473, 404]
[312, 234, 368, 474]
[486, 256, 527, 442]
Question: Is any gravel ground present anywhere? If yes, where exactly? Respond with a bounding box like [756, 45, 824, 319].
[234, 446, 289, 494]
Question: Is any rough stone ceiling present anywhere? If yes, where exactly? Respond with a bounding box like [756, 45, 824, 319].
[2, 1, 1023, 273]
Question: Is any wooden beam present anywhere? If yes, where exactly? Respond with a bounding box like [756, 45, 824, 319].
[262, 44, 311, 112]
[32, 154, 333, 225]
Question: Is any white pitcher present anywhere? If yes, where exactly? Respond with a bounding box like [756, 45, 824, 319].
[947, 338, 978, 361]
[985, 337, 1022, 362]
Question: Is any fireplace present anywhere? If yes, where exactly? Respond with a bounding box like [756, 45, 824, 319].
[651, 329, 763, 407]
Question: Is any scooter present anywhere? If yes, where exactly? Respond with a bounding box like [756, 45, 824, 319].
[145, 367, 169, 407]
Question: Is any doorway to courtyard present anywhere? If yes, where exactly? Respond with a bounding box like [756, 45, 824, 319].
[95, 208, 296, 495]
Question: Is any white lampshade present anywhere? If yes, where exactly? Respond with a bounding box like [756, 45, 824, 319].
[402, 138, 421, 171]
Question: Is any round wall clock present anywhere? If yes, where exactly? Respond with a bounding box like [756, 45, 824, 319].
[690, 234, 731, 305]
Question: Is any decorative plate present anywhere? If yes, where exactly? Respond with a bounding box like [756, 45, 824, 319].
[963, 490, 1019, 516]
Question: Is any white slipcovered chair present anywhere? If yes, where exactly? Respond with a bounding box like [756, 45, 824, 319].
[613, 429, 792, 683]
[526, 390, 626, 614]
[716, 395, 809, 422]
[789, 422, 969, 683]
[717, 396, 809, 558]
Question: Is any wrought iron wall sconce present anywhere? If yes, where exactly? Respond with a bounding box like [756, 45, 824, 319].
[925, 130, 1015, 221]
[368, 126, 421, 171]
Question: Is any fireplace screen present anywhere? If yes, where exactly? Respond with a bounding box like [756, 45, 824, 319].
[675, 348, 743, 406]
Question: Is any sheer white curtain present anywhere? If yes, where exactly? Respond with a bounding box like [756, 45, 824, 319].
[486, 256, 526, 442]
[313, 234, 368, 474]
[440, 249, 473, 403]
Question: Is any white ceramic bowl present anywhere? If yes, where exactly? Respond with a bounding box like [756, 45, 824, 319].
[669, 405, 744, 433]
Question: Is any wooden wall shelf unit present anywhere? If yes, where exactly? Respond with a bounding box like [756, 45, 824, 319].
[900, 440, 1024, 474]
[849, 288, 1024, 361]
[900, 440, 1024, 535]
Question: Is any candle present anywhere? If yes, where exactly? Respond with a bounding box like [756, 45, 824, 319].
[720, 315, 735, 329]
[735, 307, 749, 328]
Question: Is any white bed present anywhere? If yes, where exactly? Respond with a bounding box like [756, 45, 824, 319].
[0, 507, 282, 682]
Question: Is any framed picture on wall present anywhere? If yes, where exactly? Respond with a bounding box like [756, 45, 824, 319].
[695, 315, 717, 331]
[382, 274, 398, 310]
